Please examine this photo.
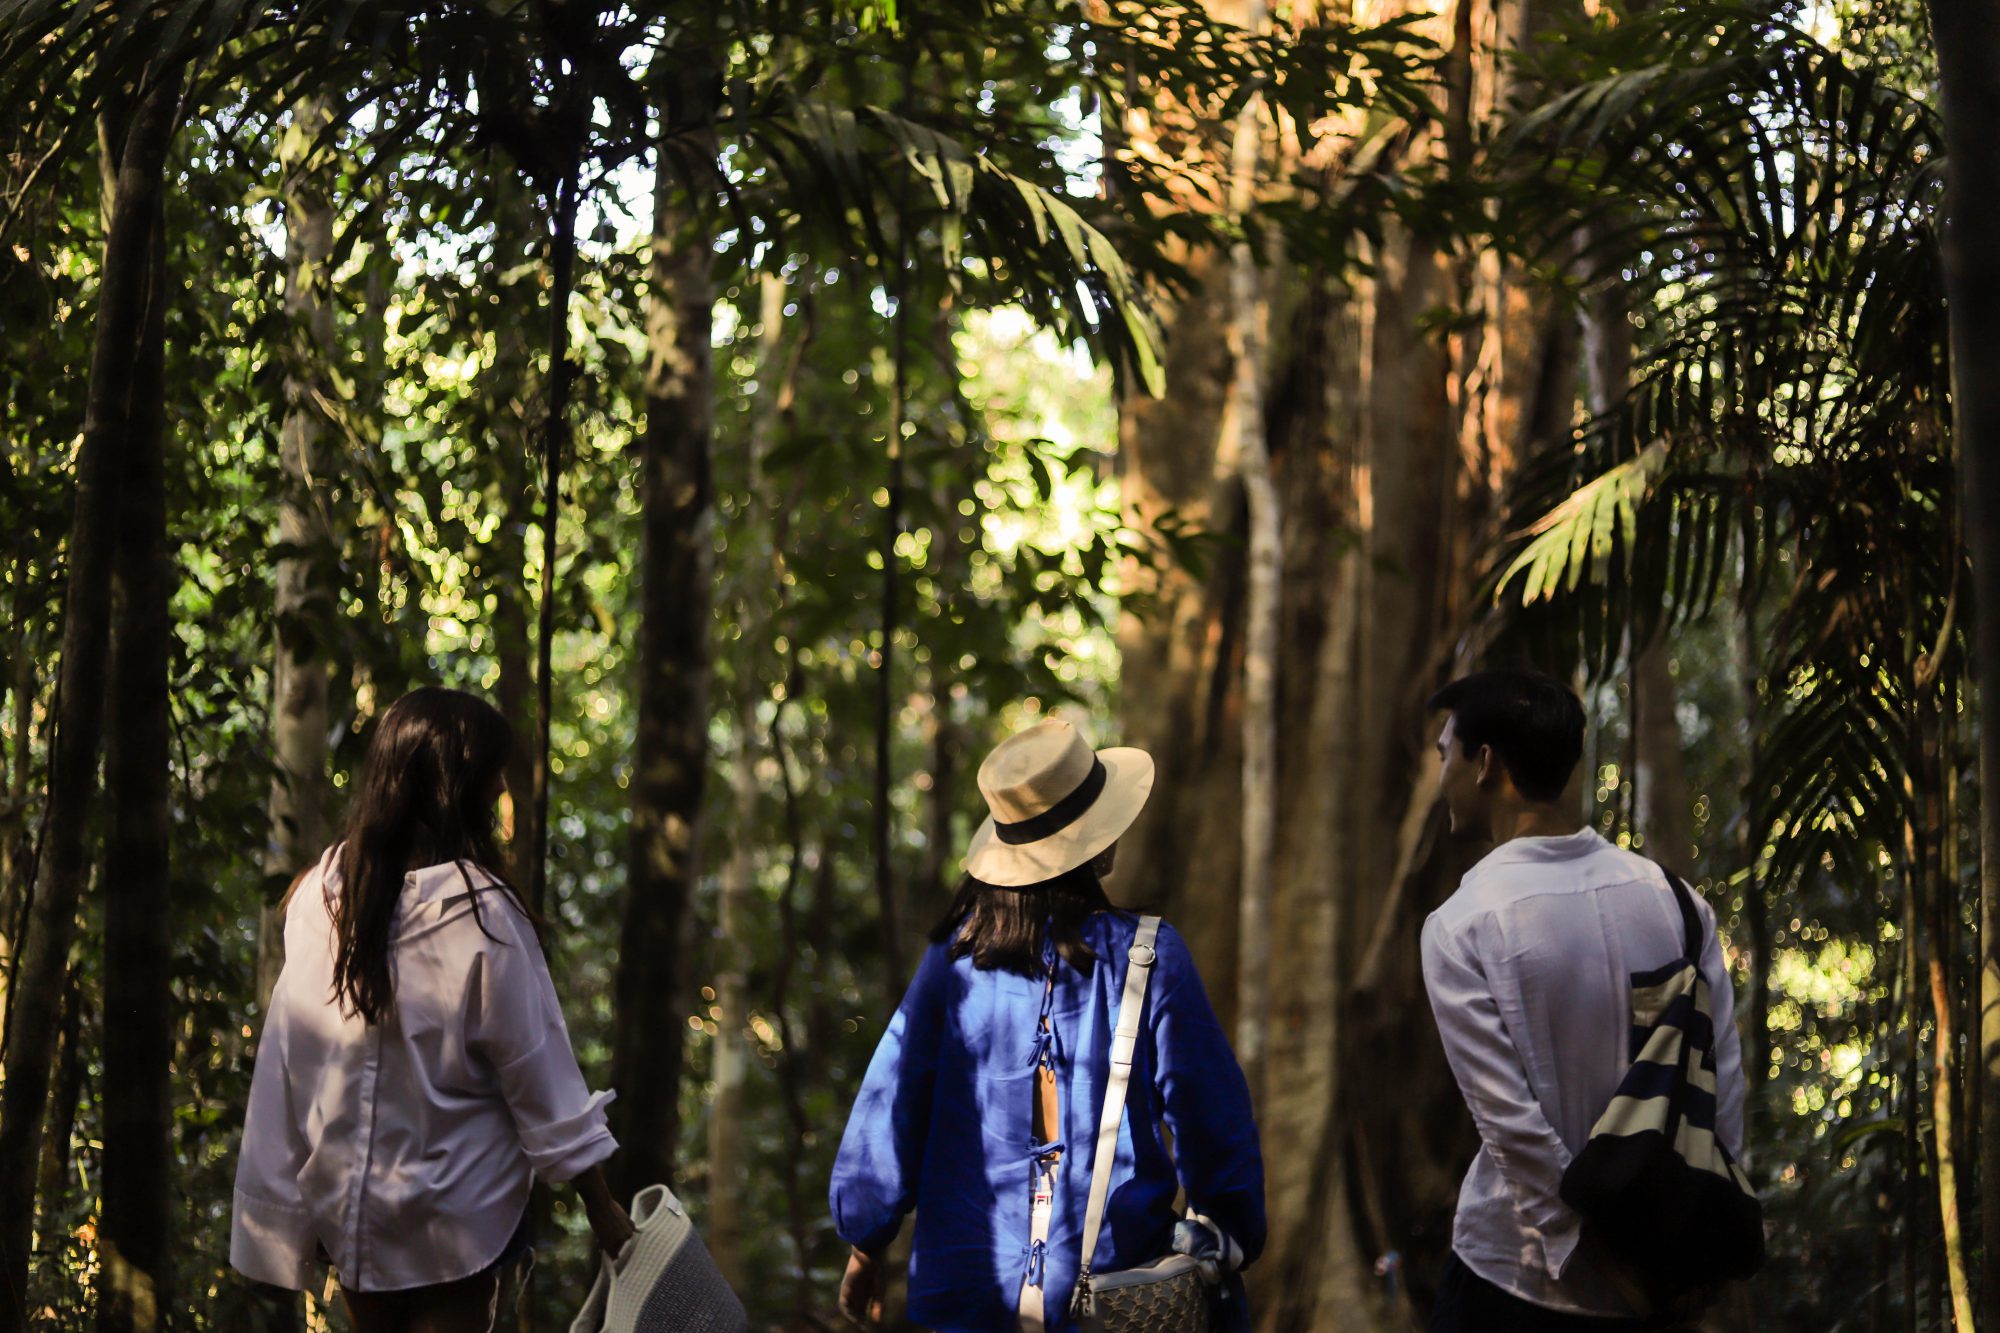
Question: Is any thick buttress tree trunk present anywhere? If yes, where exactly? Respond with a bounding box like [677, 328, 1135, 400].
[97, 86, 177, 1333]
[0, 67, 180, 1333]
[1923, 1, 2000, 1323]
[611, 93, 716, 1200]
[1114, 1, 1575, 1326]
[258, 95, 337, 1010]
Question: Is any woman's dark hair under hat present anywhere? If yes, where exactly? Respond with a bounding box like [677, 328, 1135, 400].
[930, 862, 1117, 977]
[1428, 667, 1586, 803]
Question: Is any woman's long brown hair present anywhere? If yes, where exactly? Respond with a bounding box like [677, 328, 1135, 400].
[328, 686, 536, 1024]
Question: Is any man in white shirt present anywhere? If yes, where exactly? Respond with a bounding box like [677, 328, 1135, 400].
[1420, 669, 1746, 1330]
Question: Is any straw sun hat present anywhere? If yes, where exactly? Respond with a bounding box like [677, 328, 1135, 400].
[962, 718, 1155, 888]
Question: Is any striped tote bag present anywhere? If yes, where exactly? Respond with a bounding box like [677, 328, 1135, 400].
[1559, 867, 1764, 1300]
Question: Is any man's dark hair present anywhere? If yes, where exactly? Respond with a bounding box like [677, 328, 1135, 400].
[1427, 668, 1586, 803]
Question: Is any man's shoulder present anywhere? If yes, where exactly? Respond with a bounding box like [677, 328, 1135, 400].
[1427, 834, 1664, 939]
[1465, 831, 1658, 894]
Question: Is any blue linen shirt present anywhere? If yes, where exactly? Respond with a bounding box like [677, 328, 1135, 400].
[829, 912, 1266, 1333]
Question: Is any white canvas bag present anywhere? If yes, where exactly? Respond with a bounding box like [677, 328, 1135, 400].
[568, 1184, 748, 1333]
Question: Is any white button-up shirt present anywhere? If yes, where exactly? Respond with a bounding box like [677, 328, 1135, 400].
[231, 850, 617, 1293]
[1421, 828, 1746, 1317]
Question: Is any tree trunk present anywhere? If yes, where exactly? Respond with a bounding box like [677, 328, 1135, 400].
[708, 272, 786, 1287]
[767, 699, 818, 1318]
[1630, 640, 1689, 864]
[1904, 695, 1976, 1332]
[919, 304, 970, 908]
[1729, 611, 1773, 1166]
[529, 155, 581, 928]
[1923, 1, 2000, 1324]
[1113, 1, 1575, 1324]
[1583, 220, 1690, 871]
[1930, 874, 1976, 1331]
[1227, 0, 1278, 1108]
[1902, 828, 1922, 1333]
[611, 100, 715, 1200]
[872, 260, 910, 1007]
[513, 145, 585, 1329]
[258, 95, 337, 1011]
[0, 554, 38, 1047]
[32, 976, 83, 1247]
[0, 67, 179, 1333]
[486, 172, 541, 888]
[97, 89, 177, 1333]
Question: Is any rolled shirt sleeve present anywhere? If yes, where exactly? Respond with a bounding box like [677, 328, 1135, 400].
[1150, 924, 1267, 1265]
[466, 897, 618, 1185]
[1421, 911, 1583, 1278]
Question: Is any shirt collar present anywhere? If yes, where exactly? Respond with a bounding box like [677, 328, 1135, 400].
[1465, 826, 1608, 881]
[402, 860, 487, 904]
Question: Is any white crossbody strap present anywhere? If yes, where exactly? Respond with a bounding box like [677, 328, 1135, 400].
[1076, 915, 1161, 1294]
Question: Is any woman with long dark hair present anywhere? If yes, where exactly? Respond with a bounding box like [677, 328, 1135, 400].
[232, 687, 633, 1332]
[829, 718, 1266, 1331]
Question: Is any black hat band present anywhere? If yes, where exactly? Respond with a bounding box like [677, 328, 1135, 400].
[993, 758, 1108, 846]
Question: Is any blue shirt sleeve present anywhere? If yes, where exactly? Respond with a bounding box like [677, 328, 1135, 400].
[829, 943, 949, 1257]
[1149, 923, 1267, 1265]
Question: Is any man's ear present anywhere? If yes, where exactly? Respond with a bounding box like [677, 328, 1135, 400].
[1474, 744, 1500, 789]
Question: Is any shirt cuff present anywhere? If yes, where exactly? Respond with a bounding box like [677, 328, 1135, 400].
[519, 1088, 619, 1185]
[230, 1188, 316, 1291]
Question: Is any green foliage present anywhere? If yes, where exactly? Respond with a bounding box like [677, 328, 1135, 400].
[0, 0, 1443, 1326]
[1486, 5, 1971, 1323]
[1489, 2, 1958, 877]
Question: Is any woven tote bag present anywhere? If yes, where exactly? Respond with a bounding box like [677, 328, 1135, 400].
[1559, 867, 1764, 1300]
[1063, 917, 1220, 1333]
[568, 1184, 747, 1333]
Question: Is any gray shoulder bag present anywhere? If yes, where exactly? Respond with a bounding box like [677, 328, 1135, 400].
[1068, 916, 1220, 1333]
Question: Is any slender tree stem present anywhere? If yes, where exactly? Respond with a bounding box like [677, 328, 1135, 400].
[612, 56, 717, 1201]
[1227, 0, 1275, 1105]
[531, 157, 581, 919]
[874, 226, 909, 1006]
[1922, 0, 2000, 1321]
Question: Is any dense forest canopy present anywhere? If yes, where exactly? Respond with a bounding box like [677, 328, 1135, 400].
[1, 0, 1997, 1329]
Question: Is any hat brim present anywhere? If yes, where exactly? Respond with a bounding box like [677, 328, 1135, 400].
[961, 747, 1155, 888]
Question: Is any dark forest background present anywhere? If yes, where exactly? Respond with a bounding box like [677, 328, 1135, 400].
[3, 0, 1999, 1329]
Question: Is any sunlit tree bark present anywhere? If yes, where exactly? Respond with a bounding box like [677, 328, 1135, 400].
[1227, 0, 1278, 1106]
[258, 95, 337, 1010]
[1114, 0, 1576, 1323]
